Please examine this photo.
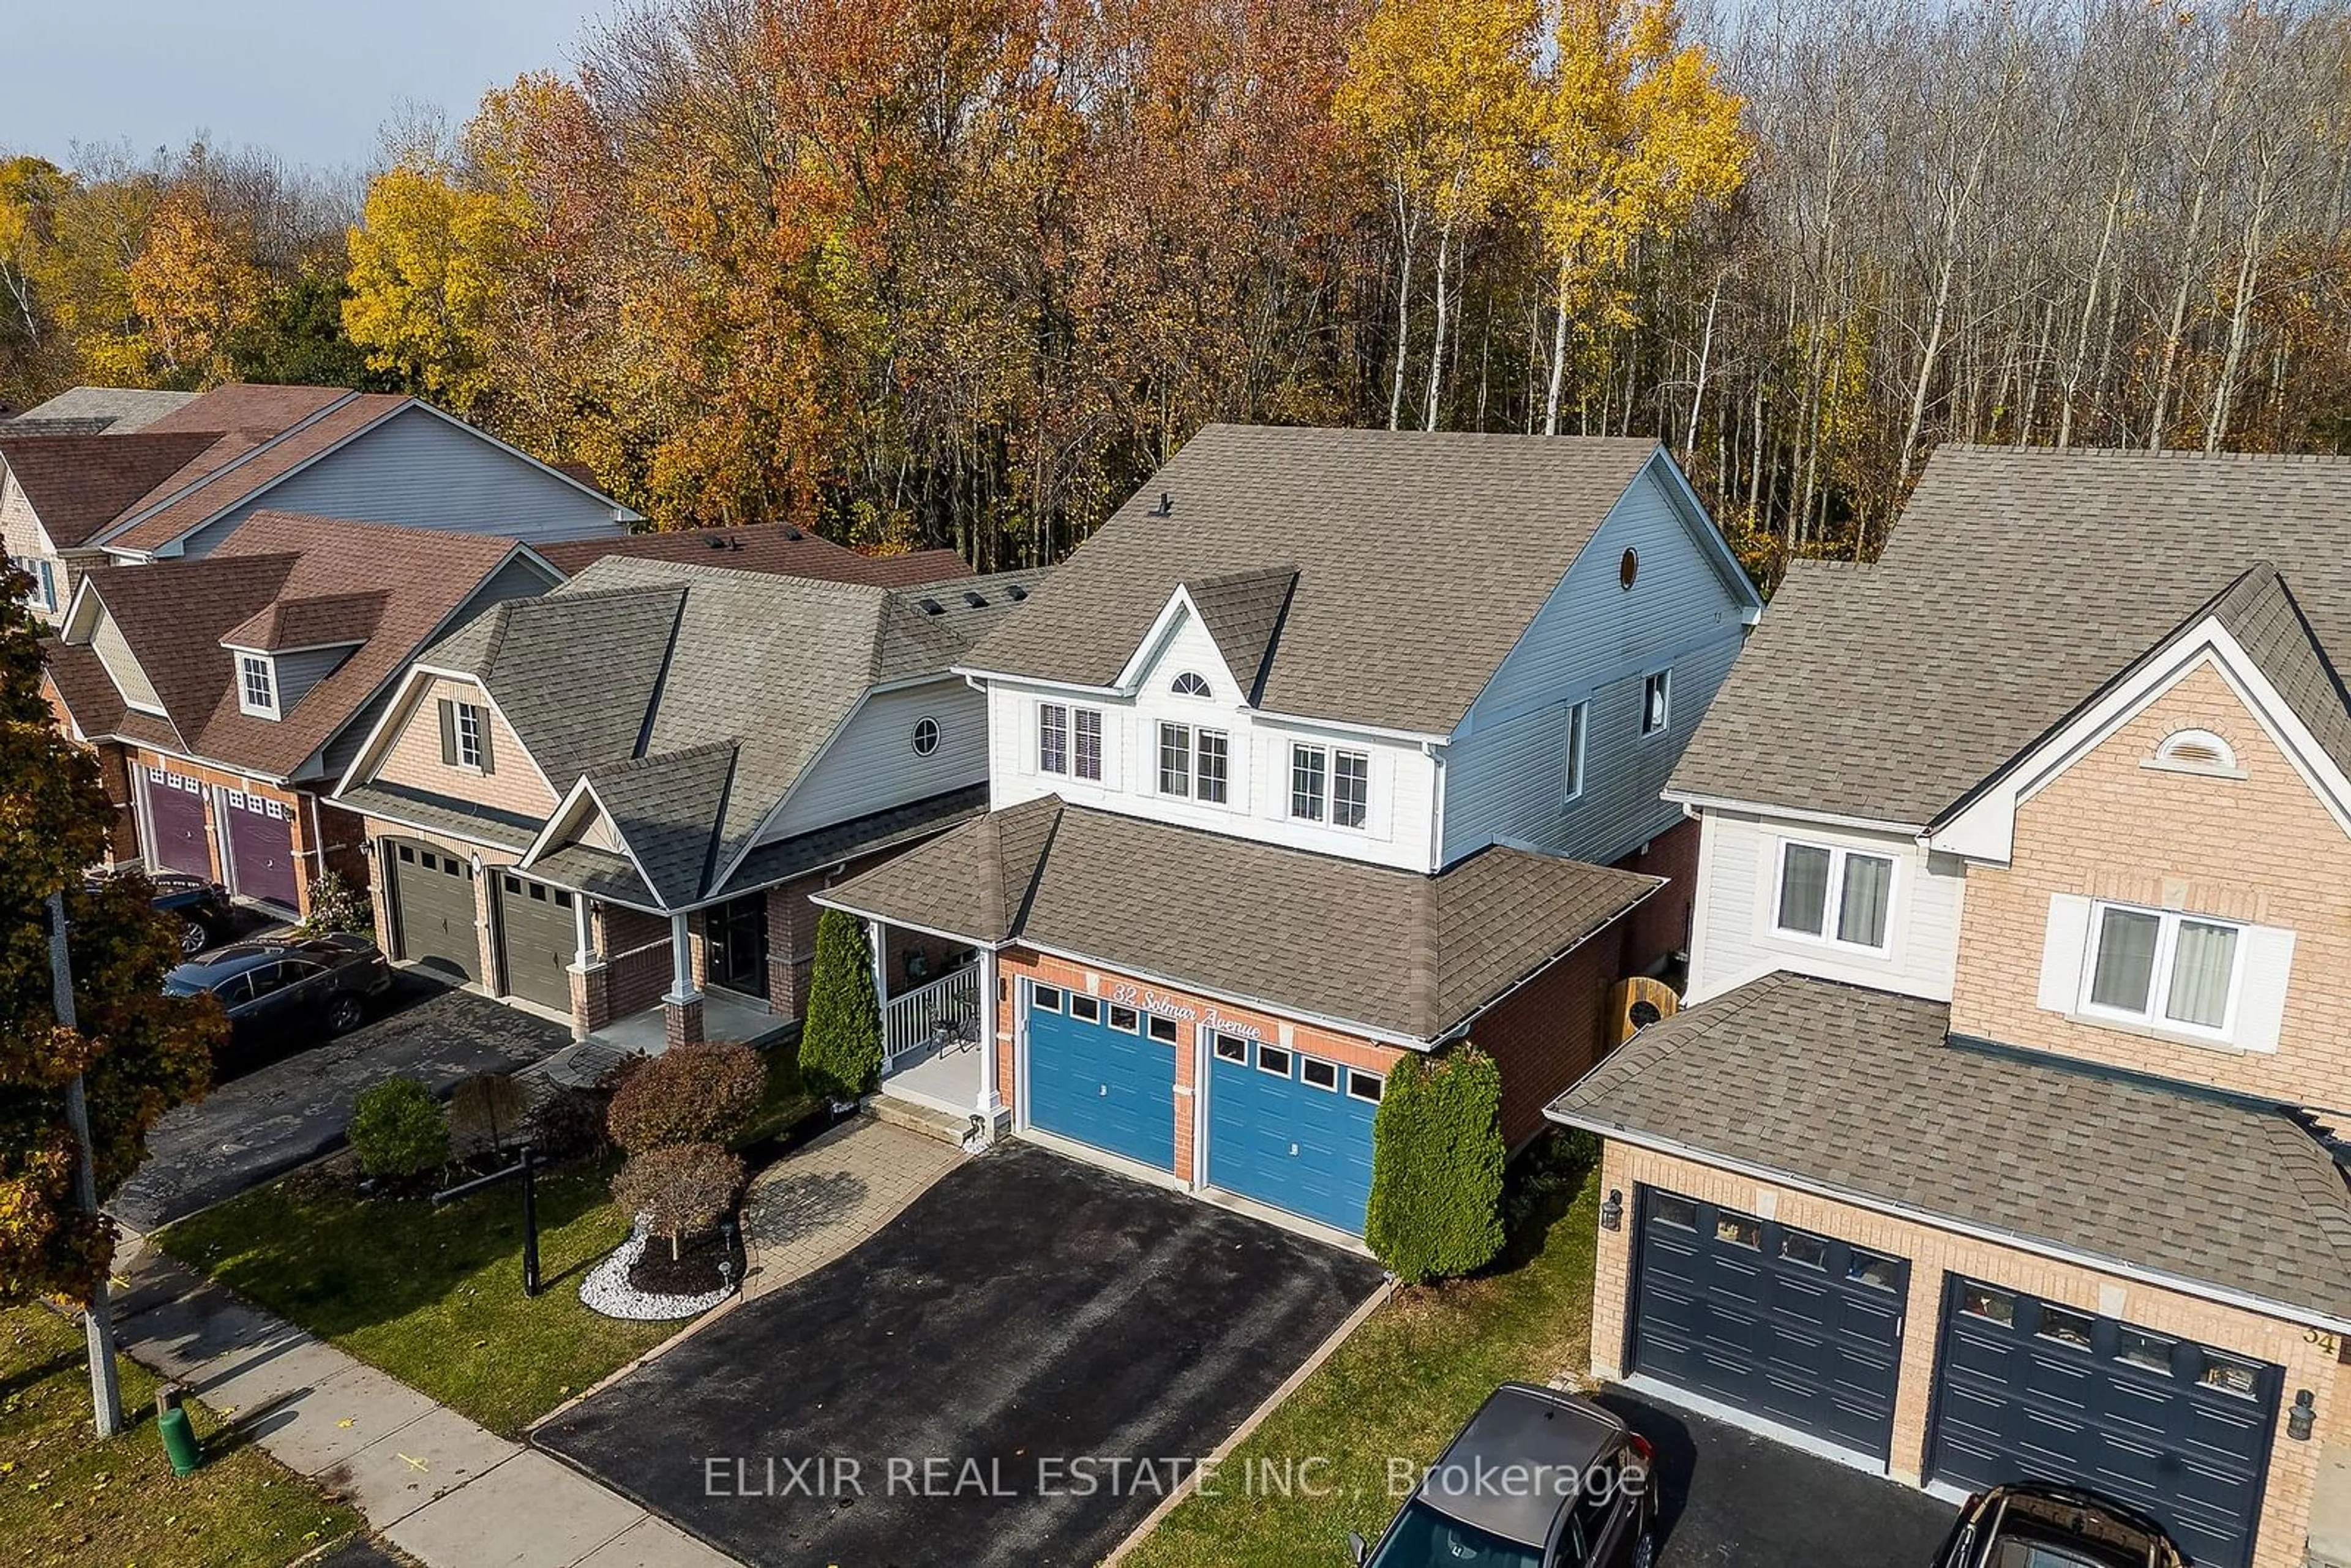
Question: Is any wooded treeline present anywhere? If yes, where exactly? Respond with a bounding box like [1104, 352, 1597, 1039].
[5, 0, 2349, 574]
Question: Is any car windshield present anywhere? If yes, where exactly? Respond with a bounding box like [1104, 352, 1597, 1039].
[1365, 1499, 1543, 1568]
[1988, 1542, 2137, 1568]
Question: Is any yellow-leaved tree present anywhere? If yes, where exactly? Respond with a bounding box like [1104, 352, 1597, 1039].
[125, 186, 266, 385]
[1534, 0, 1748, 433]
[343, 162, 519, 416]
[1335, 0, 1540, 430]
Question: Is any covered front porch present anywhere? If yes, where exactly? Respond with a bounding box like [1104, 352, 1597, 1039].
[866, 925, 1001, 1127]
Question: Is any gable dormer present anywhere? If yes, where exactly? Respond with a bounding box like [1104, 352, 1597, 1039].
[219, 591, 380, 720]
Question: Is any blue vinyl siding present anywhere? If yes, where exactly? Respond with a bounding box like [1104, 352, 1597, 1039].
[1439, 458, 1755, 868]
[1026, 994, 1177, 1170]
[1205, 1045, 1378, 1234]
[178, 406, 632, 558]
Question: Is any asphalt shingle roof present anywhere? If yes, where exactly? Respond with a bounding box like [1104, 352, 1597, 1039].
[0, 431, 229, 547]
[426, 557, 1047, 909]
[537, 524, 973, 589]
[64, 511, 527, 779]
[1551, 972, 2351, 1322]
[103, 392, 408, 553]
[10, 386, 199, 432]
[820, 799, 1659, 1040]
[1670, 446, 2351, 825]
[964, 425, 1666, 735]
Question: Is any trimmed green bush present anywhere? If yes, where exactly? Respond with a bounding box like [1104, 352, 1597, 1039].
[606, 1041, 764, 1153]
[799, 909, 882, 1100]
[1364, 1047, 1507, 1285]
[349, 1077, 450, 1180]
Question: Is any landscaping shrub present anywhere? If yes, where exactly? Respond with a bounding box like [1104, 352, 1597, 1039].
[349, 1077, 450, 1181]
[606, 1041, 764, 1153]
[612, 1141, 745, 1261]
[799, 909, 882, 1100]
[294, 868, 372, 937]
[1502, 1126, 1602, 1234]
[1364, 1048, 1507, 1285]
[522, 1084, 612, 1161]
[447, 1070, 527, 1157]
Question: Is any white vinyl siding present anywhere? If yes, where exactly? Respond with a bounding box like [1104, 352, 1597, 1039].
[1438, 460, 1755, 868]
[1689, 808, 1967, 1003]
[2035, 892, 2294, 1052]
[1771, 839, 1894, 951]
[760, 677, 991, 841]
[173, 405, 632, 558]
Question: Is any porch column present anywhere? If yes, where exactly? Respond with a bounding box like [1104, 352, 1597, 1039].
[663, 910, 703, 1049]
[563, 893, 599, 1043]
[976, 944, 1003, 1116]
[867, 918, 889, 1006]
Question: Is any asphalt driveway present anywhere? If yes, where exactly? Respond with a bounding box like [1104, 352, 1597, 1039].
[112, 971, 571, 1232]
[1597, 1389, 1956, 1566]
[535, 1140, 1389, 1567]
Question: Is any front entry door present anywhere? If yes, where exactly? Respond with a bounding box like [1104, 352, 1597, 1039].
[706, 893, 768, 999]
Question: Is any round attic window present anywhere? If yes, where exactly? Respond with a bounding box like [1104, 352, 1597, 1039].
[1619, 548, 1640, 590]
[912, 717, 940, 756]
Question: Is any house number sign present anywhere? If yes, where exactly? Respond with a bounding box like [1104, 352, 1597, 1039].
[1109, 983, 1265, 1041]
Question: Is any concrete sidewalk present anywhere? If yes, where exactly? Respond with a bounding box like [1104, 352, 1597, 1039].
[111, 1242, 739, 1568]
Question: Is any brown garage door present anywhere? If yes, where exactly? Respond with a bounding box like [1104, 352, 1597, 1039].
[388, 840, 479, 982]
[495, 872, 577, 1013]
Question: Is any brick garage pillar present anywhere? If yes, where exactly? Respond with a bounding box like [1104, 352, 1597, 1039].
[661, 910, 703, 1049]
[664, 996, 705, 1049]
[766, 877, 821, 1024]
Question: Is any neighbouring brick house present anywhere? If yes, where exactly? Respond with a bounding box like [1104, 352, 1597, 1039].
[1550, 446, 2351, 1568]
[332, 554, 1042, 1046]
[39, 511, 566, 923]
[816, 425, 1761, 1243]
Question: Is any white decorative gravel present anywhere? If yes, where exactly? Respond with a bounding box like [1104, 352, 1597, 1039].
[578, 1221, 735, 1321]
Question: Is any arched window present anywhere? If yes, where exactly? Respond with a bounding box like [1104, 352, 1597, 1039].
[1171, 672, 1212, 697]
[2151, 728, 2237, 776]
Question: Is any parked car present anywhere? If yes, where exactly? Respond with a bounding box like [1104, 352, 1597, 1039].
[1933, 1484, 2184, 1568]
[164, 935, 392, 1066]
[88, 870, 236, 956]
[1351, 1382, 1657, 1568]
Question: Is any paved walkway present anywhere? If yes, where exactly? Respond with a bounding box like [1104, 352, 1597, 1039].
[114, 973, 571, 1234]
[110, 1240, 739, 1568]
[735, 1116, 965, 1299]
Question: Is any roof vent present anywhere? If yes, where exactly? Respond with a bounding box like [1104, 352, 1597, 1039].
[917, 597, 946, 615]
[783, 525, 804, 541]
[704, 534, 728, 550]
[962, 590, 988, 608]
[729, 536, 743, 549]
[1007, 584, 1029, 601]
[1151, 491, 1174, 517]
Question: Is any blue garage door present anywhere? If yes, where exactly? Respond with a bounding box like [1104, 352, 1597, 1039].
[1026, 984, 1177, 1171]
[1927, 1277, 2277, 1568]
[1205, 1033, 1381, 1235]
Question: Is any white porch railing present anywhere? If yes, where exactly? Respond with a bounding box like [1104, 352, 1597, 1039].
[883, 964, 981, 1069]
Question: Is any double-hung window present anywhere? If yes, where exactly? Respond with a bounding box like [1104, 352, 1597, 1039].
[1289, 743, 1369, 828]
[1040, 702, 1103, 781]
[455, 703, 485, 769]
[1774, 840, 1894, 950]
[12, 556, 55, 611]
[1158, 722, 1191, 795]
[1159, 722, 1230, 804]
[1039, 703, 1068, 775]
[2083, 902, 2243, 1035]
[1073, 708, 1102, 781]
[238, 654, 276, 716]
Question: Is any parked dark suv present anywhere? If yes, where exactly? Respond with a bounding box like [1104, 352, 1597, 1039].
[165, 935, 392, 1068]
[1934, 1484, 2185, 1568]
[1353, 1383, 1657, 1568]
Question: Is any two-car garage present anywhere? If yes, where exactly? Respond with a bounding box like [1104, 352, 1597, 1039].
[383, 838, 577, 1012]
[1019, 978, 1384, 1237]
[1625, 1185, 2279, 1568]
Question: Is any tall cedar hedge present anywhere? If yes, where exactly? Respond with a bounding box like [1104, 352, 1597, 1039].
[1364, 1047, 1507, 1285]
[799, 909, 882, 1100]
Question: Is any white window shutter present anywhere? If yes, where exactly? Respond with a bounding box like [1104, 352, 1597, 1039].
[2037, 894, 2093, 1013]
[2233, 925, 2297, 1053]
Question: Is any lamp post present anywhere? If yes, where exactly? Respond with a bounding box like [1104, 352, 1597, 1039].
[48, 891, 122, 1438]
[433, 1144, 541, 1296]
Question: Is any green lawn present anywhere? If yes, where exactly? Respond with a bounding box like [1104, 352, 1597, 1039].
[1126, 1149, 1603, 1568]
[156, 1161, 676, 1438]
[0, 1303, 362, 1567]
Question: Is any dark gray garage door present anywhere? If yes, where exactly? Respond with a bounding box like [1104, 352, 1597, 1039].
[1630, 1188, 1908, 1461]
[388, 840, 479, 982]
[495, 872, 576, 1013]
[1927, 1277, 2277, 1568]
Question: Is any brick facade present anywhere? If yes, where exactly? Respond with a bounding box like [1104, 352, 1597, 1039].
[1591, 1139, 2339, 1568]
[372, 676, 560, 820]
[1610, 814, 1700, 977]
[1471, 920, 1627, 1148]
[1949, 661, 2351, 1117]
[124, 747, 323, 916]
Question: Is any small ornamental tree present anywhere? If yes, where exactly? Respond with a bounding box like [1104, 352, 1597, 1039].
[1364, 1047, 1507, 1285]
[798, 910, 882, 1100]
[349, 1076, 451, 1180]
[447, 1070, 527, 1157]
[606, 1041, 763, 1153]
[612, 1141, 744, 1261]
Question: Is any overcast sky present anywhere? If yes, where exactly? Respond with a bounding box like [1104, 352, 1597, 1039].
[1, 1, 607, 174]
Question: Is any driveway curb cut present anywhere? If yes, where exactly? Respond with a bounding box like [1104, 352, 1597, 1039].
[1100, 1270, 1399, 1566]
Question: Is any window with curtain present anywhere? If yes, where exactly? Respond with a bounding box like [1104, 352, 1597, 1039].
[1038, 703, 1067, 774]
[2083, 902, 2241, 1033]
[1073, 708, 1103, 781]
[1774, 840, 1894, 950]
